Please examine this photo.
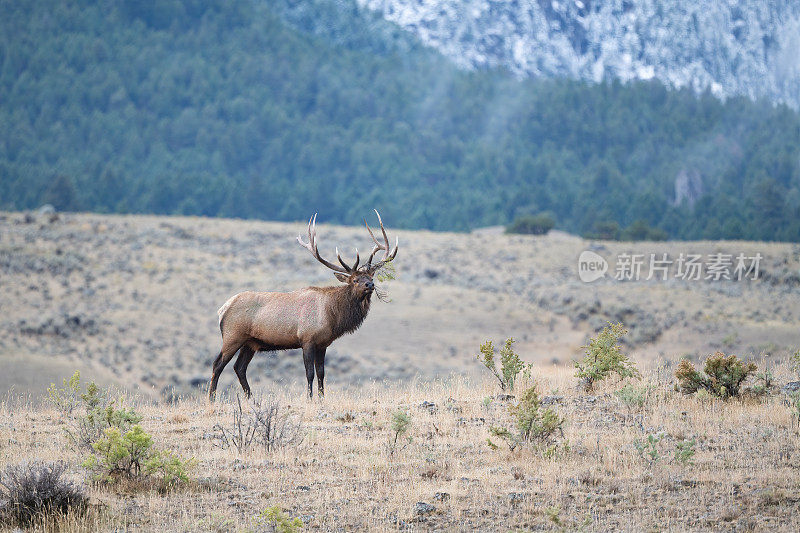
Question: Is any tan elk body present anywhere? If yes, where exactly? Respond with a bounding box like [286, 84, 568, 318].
[208, 211, 398, 401]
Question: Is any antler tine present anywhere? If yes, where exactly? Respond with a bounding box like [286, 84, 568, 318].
[297, 213, 350, 274]
[364, 218, 382, 248]
[374, 209, 390, 251]
[365, 244, 382, 267]
[296, 214, 315, 250]
[364, 209, 398, 271]
[335, 247, 360, 272]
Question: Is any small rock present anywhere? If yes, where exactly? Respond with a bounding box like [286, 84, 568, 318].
[434, 492, 450, 501]
[542, 395, 564, 405]
[419, 401, 437, 413]
[782, 381, 800, 394]
[415, 502, 436, 515]
[508, 492, 527, 504]
[296, 485, 310, 492]
[495, 394, 515, 401]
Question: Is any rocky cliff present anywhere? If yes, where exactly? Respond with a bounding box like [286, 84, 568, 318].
[358, 0, 800, 108]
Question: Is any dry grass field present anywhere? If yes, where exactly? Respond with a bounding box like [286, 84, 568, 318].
[1, 210, 800, 531]
[1, 365, 799, 532]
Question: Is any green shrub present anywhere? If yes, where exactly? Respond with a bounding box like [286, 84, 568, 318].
[787, 391, 800, 427]
[82, 425, 194, 485]
[675, 352, 757, 399]
[633, 433, 662, 464]
[46, 371, 82, 417]
[674, 438, 697, 466]
[511, 387, 564, 442]
[634, 434, 696, 467]
[144, 450, 194, 485]
[675, 359, 703, 394]
[585, 220, 621, 240]
[753, 368, 776, 396]
[258, 506, 303, 533]
[47, 371, 141, 450]
[489, 386, 565, 451]
[388, 410, 411, 455]
[477, 338, 532, 392]
[49, 373, 193, 487]
[614, 383, 651, 413]
[574, 323, 639, 391]
[82, 426, 152, 481]
[506, 213, 555, 235]
[620, 219, 668, 241]
[791, 349, 800, 378]
[585, 220, 667, 241]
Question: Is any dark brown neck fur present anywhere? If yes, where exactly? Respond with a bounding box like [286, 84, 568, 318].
[324, 284, 372, 340]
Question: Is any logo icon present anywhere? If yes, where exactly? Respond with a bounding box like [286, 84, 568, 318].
[578, 250, 608, 282]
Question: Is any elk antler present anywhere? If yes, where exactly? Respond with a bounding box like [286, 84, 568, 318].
[364, 209, 398, 272]
[297, 214, 360, 274]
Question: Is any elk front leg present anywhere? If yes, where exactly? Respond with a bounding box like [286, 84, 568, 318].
[302, 345, 317, 399]
[314, 347, 327, 398]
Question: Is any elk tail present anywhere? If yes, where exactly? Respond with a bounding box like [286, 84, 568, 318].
[217, 295, 236, 333]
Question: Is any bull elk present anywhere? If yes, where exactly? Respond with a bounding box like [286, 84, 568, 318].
[209, 210, 398, 401]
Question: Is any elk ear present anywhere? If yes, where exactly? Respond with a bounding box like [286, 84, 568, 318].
[333, 272, 349, 282]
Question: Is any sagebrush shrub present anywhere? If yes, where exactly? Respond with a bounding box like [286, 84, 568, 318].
[477, 338, 531, 391]
[211, 395, 303, 454]
[0, 461, 87, 527]
[574, 323, 639, 391]
[675, 352, 757, 398]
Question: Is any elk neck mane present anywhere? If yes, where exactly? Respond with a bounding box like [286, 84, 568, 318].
[313, 284, 372, 338]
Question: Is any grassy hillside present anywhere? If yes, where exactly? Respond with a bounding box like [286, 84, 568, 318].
[1, 366, 799, 531]
[2, 0, 800, 240]
[1, 211, 799, 402]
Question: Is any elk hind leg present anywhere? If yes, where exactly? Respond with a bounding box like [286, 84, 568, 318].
[233, 345, 256, 398]
[208, 340, 242, 403]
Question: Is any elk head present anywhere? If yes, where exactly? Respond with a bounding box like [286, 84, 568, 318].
[296, 210, 398, 300]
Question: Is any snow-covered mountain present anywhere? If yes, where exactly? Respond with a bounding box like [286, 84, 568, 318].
[357, 0, 800, 108]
